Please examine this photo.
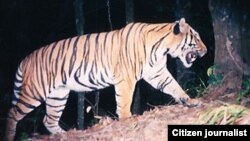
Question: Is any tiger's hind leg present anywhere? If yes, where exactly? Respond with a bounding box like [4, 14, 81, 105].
[114, 80, 136, 119]
[43, 88, 70, 134]
[5, 94, 42, 141]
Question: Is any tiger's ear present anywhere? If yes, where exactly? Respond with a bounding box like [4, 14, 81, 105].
[173, 18, 188, 35]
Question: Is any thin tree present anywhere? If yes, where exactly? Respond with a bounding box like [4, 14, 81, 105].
[74, 0, 85, 130]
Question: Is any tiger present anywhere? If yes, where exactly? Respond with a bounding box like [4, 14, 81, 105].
[5, 18, 207, 141]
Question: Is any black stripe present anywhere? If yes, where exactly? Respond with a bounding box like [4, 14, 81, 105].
[44, 47, 50, 88]
[74, 68, 97, 90]
[47, 95, 68, 101]
[157, 79, 165, 90]
[190, 33, 193, 45]
[158, 78, 172, 92]
[18, 99, 37, 109]
[170, 24, 174, 30]
[48, 71, 52, 93]
[74, 60, 83, 78]
[48, 42, 58, 61]
[174, 42, 182, 51]
[118, 24, 134, 72]
[100, 73, 111, 85]
[83, 34, 91, 74]
[61, 56, 67, 85]
[148, 68, 166, 81]
[28, 84, 39, 102]
[103, 32, 112, 71]
[46, 103, 66, 108]
[134, 23, 147, 79]
[163, 48, 169, 55]
[181, 33, 188, 50]
[141, 25, 147, 74]
[89, 70, 96, 85]
[31, 83, 44, 102]
[69, 36, 80, 76]
[103, 32, 109, 47]
[109, 31, 116, 66]
[125, 23, 138, 67]
[97, 73, 108, 87]
[41, 45, 48, 58]
[20, 86, 32, 99]
[150, 32, 171, 66]
[133, 36, 138, 80]
[51, 62, 56, 89]
[75, 77, 97, 90]
[13, 83, 22, 91]
[39, 61, 47, 95]
[150, 41, 161, 67]
[62, 71, 67, 85]
[55, 43, 62, 75]
[12, 92, 20, 104]
[8, 114, 19, 122]
[45, 113, 61, 121]
[140, 60, 144, 78]
[147, 25, 160, 33]
[15, 105, 28, 115]
[157, 80, 165, 91]
[93, 57, 98, 77]
[60, 39, 67, 58]
[35, 51, 42, 87]
[45, 124, 58, 128]
[125, 24, 137, 49]
[53, 108, 65, 113]
[151, 32, 171, 49]
[95, 33, 100, 52]
[161, 79, 173, 91]
[40, 51, 46, 88]
[103, 63, 109, 79]
[67, 37, 73, 50]
[16, 68, 23, 78]
[155, 24, 169, 32]
[115, 93, 121, 97]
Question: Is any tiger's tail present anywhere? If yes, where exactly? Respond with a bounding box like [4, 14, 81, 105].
[12, 62, 23, 106]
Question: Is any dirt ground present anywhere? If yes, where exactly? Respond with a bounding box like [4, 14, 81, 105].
[24, 93, 250, 141]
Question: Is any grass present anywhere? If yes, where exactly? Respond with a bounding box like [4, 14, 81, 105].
[236, 80, 250, 104]
[195, 104, 250, 125]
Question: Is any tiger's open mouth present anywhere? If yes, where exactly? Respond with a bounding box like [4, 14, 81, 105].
[186, 51, 198, 65]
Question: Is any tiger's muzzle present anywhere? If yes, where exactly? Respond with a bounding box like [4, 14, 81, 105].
[186, 49, 207, 65]
[186, 51, 198, 64]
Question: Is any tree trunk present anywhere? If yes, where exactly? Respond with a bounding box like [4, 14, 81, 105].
[74, 0, 84, 35]
[77, 93, 85, 129]
[125, 0, 134, 24]
[239, 1, 250, 77]
[208, 0, 244, 98]
[74, 0, 85, 129]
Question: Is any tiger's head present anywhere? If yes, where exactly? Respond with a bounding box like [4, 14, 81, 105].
[167, 18, 207, 68]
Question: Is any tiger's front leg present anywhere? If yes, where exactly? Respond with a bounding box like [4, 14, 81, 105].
[144, 68, 200, 107]
[114, 80, 136, 119]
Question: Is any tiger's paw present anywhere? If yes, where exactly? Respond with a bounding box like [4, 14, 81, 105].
[180, 97, 201, 108]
